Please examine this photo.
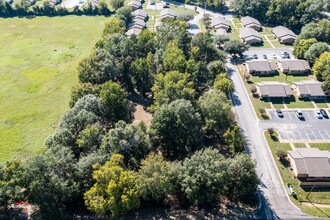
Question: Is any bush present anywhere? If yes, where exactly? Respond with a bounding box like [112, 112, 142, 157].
[259, 108, 269, 119]
[250, 85, 257, 94]
[177, 13, 194, 22]
[267, 128, 275, 136]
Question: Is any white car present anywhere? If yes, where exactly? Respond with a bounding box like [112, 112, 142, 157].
[295, 110, 304, 119]
[271, 53, 277, 59]
[314, 109, 323, 119]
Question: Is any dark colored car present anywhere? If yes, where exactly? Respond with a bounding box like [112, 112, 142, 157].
[276, 109, 283, 117]
[253, 54, 258, 59]
[262, 54, 267, 59]
[320, 109, 329, 119]
[150, 1, 156, 5]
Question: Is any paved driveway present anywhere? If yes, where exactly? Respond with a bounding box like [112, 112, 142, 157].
[61, 0, 83, 8]
[260, 110, 330, 142]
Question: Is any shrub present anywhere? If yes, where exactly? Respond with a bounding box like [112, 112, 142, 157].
[250, 85, 257, 94]
[267, 128, 275, 136]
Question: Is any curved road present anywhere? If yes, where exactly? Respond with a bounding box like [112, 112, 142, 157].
[227, 59, 317, 219]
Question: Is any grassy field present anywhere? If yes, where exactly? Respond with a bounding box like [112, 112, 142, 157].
[265, 132, 330, 218]
[0, 16, 107, 162]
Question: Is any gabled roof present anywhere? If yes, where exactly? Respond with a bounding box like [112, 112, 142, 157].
[278, 60, 311, 71]
[256, 81, 292, 97]
[240, 16, 261, 27]
[272, 26, 296, 39]
[247, 61, 277, 72]
[129, 19, 146, 28]
[125, 28, 142, 37]
[288, 148, 330, 178]
[132, 9, 147, 18]
[240, 27, 261, 40]
[211, 17, 230, 28]
[160, 8, 176, 17]
[128, 0, 141, 8]
[293, 80, 326, 96]
[215, 28, 227, 36]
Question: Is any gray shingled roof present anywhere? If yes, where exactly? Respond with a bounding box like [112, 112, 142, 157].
[160, 9, 176, 17]
[211, 17, 230, 29]
[129, 19, 146, 28]
[129, 0, 141, 8]
[288, 148, 330, 178]
[293, 80, 326, 97]
[247, 61, 277, 72]
[279, 60, 311, 72]
[256, 81, 292, 97]
[132, 9, 147, 18]
[240, 27, 261, 40]
[240, 16, 261, 26]
[272, 26, 296, 39]
[126, 28, 142, 37]
[215, 28, 227, 36]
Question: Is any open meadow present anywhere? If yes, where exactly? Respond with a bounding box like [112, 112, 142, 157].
[0, 15, 107, 162]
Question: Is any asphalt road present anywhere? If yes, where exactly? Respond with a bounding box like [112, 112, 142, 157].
[260, 110, 330, 143]
[227, 59, 316, 219]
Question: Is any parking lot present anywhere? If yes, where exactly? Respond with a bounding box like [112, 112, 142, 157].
[260, 109, 330, 142]
[243, 48, 293, 60]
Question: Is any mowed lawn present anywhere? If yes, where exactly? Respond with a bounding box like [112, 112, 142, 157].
[0, 16, 107, 162]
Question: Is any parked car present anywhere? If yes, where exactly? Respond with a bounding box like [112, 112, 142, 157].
[284, 51, 290, 59]
[262, 54, 267, 59]
[295, 110, 304, 119]
[276, 109, 283, 117]
[280, 52, 286, 58]
[314, 109, 323, 119]
[150, 1, 156, 5]
[271, 53, 277, 59]
[253, 53, 258, 59]
[320, 109, 329, 119]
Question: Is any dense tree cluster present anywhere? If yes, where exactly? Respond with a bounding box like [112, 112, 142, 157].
[0, 16, 257, 219]
[230, 0, 329, 30]
[0, 0, 111, 17]
[292, 20, 330, 92]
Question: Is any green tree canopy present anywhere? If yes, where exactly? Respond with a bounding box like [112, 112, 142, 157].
[224, 40, 248, 56]
[136, 152, 174, 202]
[130, 53, 155, 96]
[150, 99, 202, 160]
[163, 40, 186, 72]
[292, 38, 318, 59]
[103, 17, 125, 37]
[101, 121, 151, 169]
[150, 71, 195, 111]
[305, 42, 329, 64]
[213, 75, 234, 96]
[109, 0, 124, 10]
[313, 51, 330, 80]
[178, 148, 228, 205]
[84, 154, 140, 217]
[100, 81, 128, 124]
[197, 89, 233, 134]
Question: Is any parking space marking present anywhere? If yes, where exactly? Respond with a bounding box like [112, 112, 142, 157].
[293, 131, 301, 140]
[286, 112, 292, 119]
[279, 131, 288, 140]
[300, 131, 309, 140]
[308, 131, 317, 140]
[318, 131, 327, 140]
[325, 130, 330, 138]
[305, 112, 312, 119]
[320, 130, 329, 140]
[287, 131, 295, 140]
[312, 130, 323, 140]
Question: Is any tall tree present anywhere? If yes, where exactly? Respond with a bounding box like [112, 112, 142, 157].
[101, 121, 151, 169]
[103, 17, 125, 37]
[292, 38, 318, 59]
[109, 0, 124, 10]
[224, 40, 248, 56]
[130, 53, 155, 96]
[305, 42, 329, 64]
[84, 154, 140, 217]
[100, 81, 128, 124]
[197, 89, 233, 134]
[150, 99, 202, 160]
[136, 152, 174, 202]
[313, 51, 330, 80]
[163, 40, 186, 72]
[150, 71, 195, 111]
[178, 148, 228, 206]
